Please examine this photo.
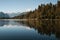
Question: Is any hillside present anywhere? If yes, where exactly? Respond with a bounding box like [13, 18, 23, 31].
[12, 2, 60, 19]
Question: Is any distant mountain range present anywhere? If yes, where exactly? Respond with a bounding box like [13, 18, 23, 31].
[0, 12, 9, 19]
[0, 12, 27, 19]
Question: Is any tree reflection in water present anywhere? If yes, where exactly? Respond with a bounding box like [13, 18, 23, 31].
[16, 19, 60, 39]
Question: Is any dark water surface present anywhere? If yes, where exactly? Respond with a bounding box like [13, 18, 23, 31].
[0, 19, 59, 40]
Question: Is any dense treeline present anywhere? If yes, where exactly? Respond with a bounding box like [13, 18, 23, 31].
[13, 2, 60, 19]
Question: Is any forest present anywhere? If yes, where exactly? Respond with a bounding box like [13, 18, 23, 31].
[13, 1, 60, 19]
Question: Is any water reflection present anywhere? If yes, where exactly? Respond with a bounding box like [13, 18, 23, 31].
[0, 20, 59, 40]
[0, 20, 9, 26]
[16, 20, 60, 40]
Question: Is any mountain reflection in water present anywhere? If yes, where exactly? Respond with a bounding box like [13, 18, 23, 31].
[0, 19, 60, 40]
[0, 20, 9, 26]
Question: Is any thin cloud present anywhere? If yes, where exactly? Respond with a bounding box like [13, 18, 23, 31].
[25, 8, 32, 12]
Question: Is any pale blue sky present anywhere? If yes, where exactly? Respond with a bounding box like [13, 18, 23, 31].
[0, 0, 57, 13]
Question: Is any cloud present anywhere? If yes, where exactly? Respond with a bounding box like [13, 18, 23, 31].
[2, 10, 16, 14]
[2, 9, 21, 14]
[25, 8, 32, 12]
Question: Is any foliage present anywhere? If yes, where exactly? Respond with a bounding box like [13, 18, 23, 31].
[13, 2, 60, 19]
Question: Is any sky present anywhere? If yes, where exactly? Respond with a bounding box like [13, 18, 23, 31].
[0, 0, 57, 13]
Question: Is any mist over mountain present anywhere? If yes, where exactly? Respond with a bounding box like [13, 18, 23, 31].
[8, 12, 20, 17]
[8, 12, 27, 18]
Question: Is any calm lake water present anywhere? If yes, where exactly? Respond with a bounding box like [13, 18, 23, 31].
[0, 19, 59, 40]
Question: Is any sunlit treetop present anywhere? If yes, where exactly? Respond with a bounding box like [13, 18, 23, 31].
[58, 0, 60, 1]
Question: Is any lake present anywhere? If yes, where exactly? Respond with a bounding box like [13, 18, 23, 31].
[0, 19, 59, 40]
